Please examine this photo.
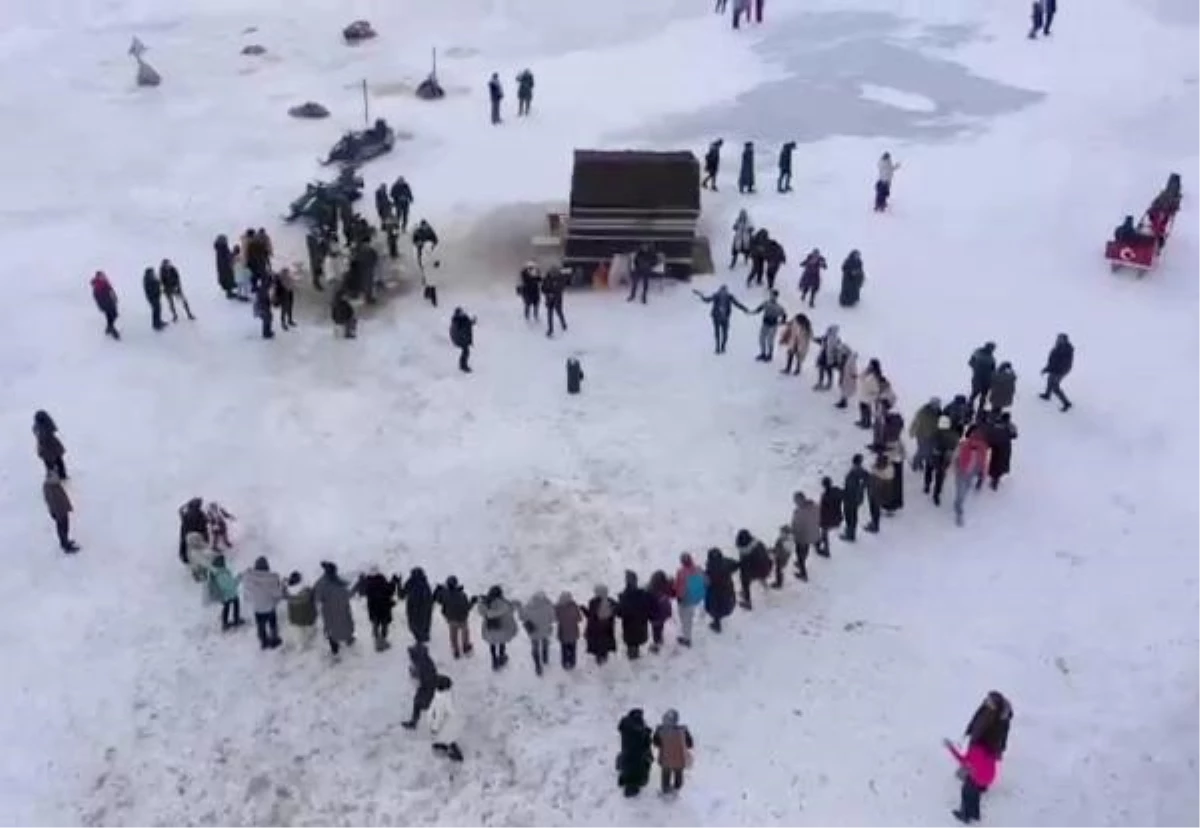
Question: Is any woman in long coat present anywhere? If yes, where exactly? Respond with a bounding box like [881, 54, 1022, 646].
[616, 708, 654, 797]
[585, 585, 618, 665]
[703, 548, 738, 633]
[985, 412, 1018, 490]
[399, 567, 435, 644]
[477, 585, 518, 670]
[313, 561, 355, 655]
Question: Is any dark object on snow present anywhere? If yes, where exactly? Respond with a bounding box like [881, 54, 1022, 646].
[322, 119, 395, 167]
[565, 150, 701, 281]
[342, 20, 377, 43]
[241, 44, 267, 55]
[288, 101, 330, 119]
[416, 75, 445, 100]
[285, 168, 363, 224]
[566, 357, 583, 394]
[135, 59, 161, 87]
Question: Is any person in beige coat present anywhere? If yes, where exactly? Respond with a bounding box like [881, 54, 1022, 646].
[778, 313, 812, 375]
[836, 349, 859, 410]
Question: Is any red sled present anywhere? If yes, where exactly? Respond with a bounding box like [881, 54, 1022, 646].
[1104, 174, 1182, 276]
[1104, 238, 1158, 274]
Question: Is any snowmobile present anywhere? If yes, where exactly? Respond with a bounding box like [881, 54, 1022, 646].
[284, 168, 363, 224]
[322, 119, 395, 167]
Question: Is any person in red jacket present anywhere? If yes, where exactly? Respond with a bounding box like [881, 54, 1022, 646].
[90, 271, 120, 339]
[943, 738, 997, 823]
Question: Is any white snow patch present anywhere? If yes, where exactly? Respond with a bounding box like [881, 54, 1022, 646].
[858, 83, 938, 113]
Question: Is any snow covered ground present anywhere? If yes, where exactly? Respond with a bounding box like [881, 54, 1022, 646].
[0, 0, 1196, 824]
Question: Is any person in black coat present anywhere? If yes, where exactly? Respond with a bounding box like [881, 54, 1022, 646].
[924, 417, 959, 505]
[373, 184, 393, 224]
[178, 497, 208, 564]
[839, 250, 865, 307]
[542, 267, 568, 337]
[518, 263, 542, 321]
[1039, 333, 1074, 411]
[254, 279, 274, 339]
[703, 547, 738, 632]
[840, 454, 869, 541]
[33, 410, 67, 479]
[763, 238, 787, 291]
[701, 139, 722, 190]
[487, 72, 504, 124]
[402, 643, 439, 729]
[943, 394, 973, 436]
[390, 176, 414, 232]
[159, 259, 194, 322]
[616, 571, 651, 660]
[746, 229, 770, 287]
[398, 567, 435, 644]
[817, 477, 843, 556]
[984, 412, 1018, 490]
[142, 267, 165, 331]
[776, 141, 796, 193]
[214, 235, 237, 298]
[616, 708, 654, 797]
[303, 229, 327, 291]
[694, 285, 749, 354]
[738, 142, 756, 194]
[585, 585, 618, 664]
[434, 576, 476, 658]
[449, 308, 477, 372]
[964, 690, 1014, 759]
[968, 342, 997, 414]
[412, 219, 439, 268]
[355, 569, 398, 650]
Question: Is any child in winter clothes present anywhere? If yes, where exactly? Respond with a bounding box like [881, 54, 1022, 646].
[206, 555, 242, 630]
[952, 427, 990, 526]
[672, 554, 706, 646]
[646, 571, 674, 652]
[770, 525, 794, 588]
[205, 501, 235, 551]
[284, 571, 318, 648]
[943, 738, 997, 823]
[554, 592, 584, 668]
[429, 675, 464, 762]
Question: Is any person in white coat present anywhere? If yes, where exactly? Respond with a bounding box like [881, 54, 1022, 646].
[428, 675, 464, 762]
[874, 152, 900, 211]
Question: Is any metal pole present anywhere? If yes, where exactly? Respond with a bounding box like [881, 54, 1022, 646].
[431, 47, 437, 80]
[361, 79, 369, 126]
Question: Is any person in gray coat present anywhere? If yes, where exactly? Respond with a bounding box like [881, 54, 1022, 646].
[242, 556, 284, 650]
[478, 585, 518, 670]
[313, 561, 355, 656]
[750, 291, 787, 362]
[554, 592, 584, 669]
[518, 590, 556, 676]
[790, 491, 820, 580]
[42, 468, 78, 553]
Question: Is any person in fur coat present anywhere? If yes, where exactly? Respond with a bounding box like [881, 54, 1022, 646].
[778, 313, 812, 375]
[836, 349, 859, 410]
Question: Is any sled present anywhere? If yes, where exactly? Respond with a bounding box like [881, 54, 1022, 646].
[1104, 174, 1183, 276]
[321, 124, 395, 168]
[1103, 238, 1158, 275]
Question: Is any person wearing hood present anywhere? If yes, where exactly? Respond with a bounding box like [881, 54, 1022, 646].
[729, 208, 752, 267]
[617, 708, 654, 797]
[943, 394, 973, 436]
[769, 525, 794, 588]
[434, 575, 476, 658]
[952, 426, 990, 527]
[518, 590, 556, 675]
[646, 570, 674, 653]
[734, 529, 771, 610]
[737, 142, 755, 194]
[702, 139, 723, 191]
[813, 325, 842, 390]
[158, 258, 194, 323]
[429, 675, 464, 762]
[449, 307, 477, 373]
[988, 362, 1016, 413]
[909, 397, 943, 471]
[750, 290, 786, 362]
[778, 313, 812, 375]
[817, 477, 843, 557]
[32, 410, 67, 480]
[924, 415, 959, 505]
[478, 585, 518, 670]
[616, 571, 652, 660]
[585, 585, 618, 664]
[965, 690, 1014, 761]
[703, 548, 738, 632]
[412, 219, 439, 269]
[839, 250, 865, 307]
[672, 553, 706, 646]
[984, 411, 1018, 490]
[206, 554, 242, 630]
[242, 556, 284, 649]
[398, 567, 435, 644]
[798, 248, 826, 308]
[402, 643, 440, 729]
[841, 454, 869, 541]
[284, 571, 318, 648]
[1039, 333, 1074, 412]
[694, 285, 749, 354]
[142, 266, 166, 331]
[776, 141, 796, 193]
[90, 271, 121, 339]
[355, 567, 398, 651]
[790, 492, 820, 576]
[42, 468, 78, 553]
[554, 592, 585, 668]
[313, 561, 355, 655]
[968, 342, 998, 414]
[178, 497, 209, 564]
[653, 709, 695, 795]
[213, 235, 237, 298]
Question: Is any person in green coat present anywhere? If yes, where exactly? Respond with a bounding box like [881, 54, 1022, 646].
[207, 555, 242, 630]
